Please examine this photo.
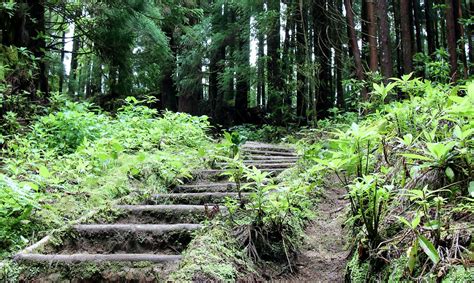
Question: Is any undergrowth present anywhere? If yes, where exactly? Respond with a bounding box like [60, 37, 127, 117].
[300, 75, 473, 281]
[0, 95, 213, 259]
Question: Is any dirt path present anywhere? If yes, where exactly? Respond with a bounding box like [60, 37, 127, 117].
[291, 185, 350, 282]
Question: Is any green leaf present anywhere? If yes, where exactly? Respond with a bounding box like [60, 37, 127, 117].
[400, 153, 433, 162]
[424, 220, 440, 231]
[445, 167, 454, 181]
[469, 182, 474, 198]
[38, 165, 51, 178]
[406, 240, 418, 274]
[417, 235, 440, 265]
[411, 213, 422, 229]
[397, 216, 412, 229]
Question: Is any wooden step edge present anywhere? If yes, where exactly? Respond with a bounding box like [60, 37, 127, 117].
[243, 149, 297, 156]
[196, 168, 285, 175]
[15, 253, 182, 263]
[153, 192, 249, 198]
[246, 155, 299, 160]
[215, 163, 295, 168]
[115, 204, 227, 212]
[176, 182, 238, 188]
[242, 142, 295, 152]
[73, 224, 202, 233]
[242, 147, 295, 153]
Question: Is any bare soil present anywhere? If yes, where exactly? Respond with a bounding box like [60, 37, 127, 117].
[279, 185, 350, 282]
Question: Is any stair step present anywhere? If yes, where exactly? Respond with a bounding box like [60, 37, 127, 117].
[151, 192, 249, 205]
[246, 155, 298, 161]
[196, 168, 285, 179]
[244, 159, 297, 164]
[243, 149, 297, 157]
[217, 162, 294, 169]
[15, 253, 181, 263]
[74, 223, 202, 233]
[114, 204, 225, 223]
[44, 224, 202, 255]
[242, 143, 294, 153]
[172, 182, 239, 193]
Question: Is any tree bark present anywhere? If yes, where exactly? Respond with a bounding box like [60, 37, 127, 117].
[425, 0, 436, 55]
[445, 0, 458, 81]
[235, 11, 250, 123]
[366, 0, 378, 72]
[377, 0, 393, 81]
[296, 0, 307, 122]
[257, 28, 266, 107]
[267, 0, 283, 119]
[412, 0, 423, 53]
[344, 0, 368, 100]
[335, 0, 345, 109]
[160, 27, 178, 111]
[27, 0, 48, 95]
[59, 31, 66, 93]
[400, 0, 413, 74]
[469, 0, 474, 75]
[315, 0, 332, 119]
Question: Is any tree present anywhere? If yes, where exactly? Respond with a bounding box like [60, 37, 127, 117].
[377, 0, 393, 80]
[400, 0, 413, 74]
[266, 0, 283, 118]
[344, 0, 367, 100]
[446, 0, 458, 81]
[366, 0, 378, 72]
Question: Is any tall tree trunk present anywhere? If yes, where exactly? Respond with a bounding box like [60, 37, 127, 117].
[367, 0, 378, 72]
[393, 0, 403, 77]
[282, 2, 294, 108]
[68, 13, 81, 96]
[315, 0, 332, 119]
[400, 0, 413, 74]
[413, 0, 423, 53]
[59, 31, 66, 93]
[257, 30, 266, 107]
[28, 0, 48, 95]
[344, 0, 368, 100]
[446, 0, 458, 81]
[267, 0, 283, 119]
[425, 0, 436, 55]
[235, 12, 250, 123]
[335, 0, 345, 109]
[209, 44, 225, 123]
[469, 0, 474, 75]
[454, 0, 468, 79]
[361, 0, 369, 64]
[160, 28, 178, 111]
[377, 0, 393, 81]
[296, 0, 307, 123]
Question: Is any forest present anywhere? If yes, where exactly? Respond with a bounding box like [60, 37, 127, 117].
[0, 0, 473, 282]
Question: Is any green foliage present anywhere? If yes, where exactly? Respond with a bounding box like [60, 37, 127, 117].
[29, 101, 108, 153]
[169, 224, 255, 281]
[414, 49, 451, 83]
[0, 97, 213, 257]
[230, 124, 297, 143]
[0, 176, 39, 255]
[348, 175, 391, 248]
[303, 77, 473, 280]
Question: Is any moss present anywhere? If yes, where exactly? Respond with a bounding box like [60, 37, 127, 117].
[169, 223, 256, 281]
[15, 260, 166, 282]
[385, 257, 408, 282]
[443, 266, 474, 283]
[346, 253, 370, 283]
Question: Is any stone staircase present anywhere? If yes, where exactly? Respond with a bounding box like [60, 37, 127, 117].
[14, 142, 297, 281]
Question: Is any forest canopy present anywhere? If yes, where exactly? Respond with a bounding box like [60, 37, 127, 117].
[1, 0, 473, 130]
